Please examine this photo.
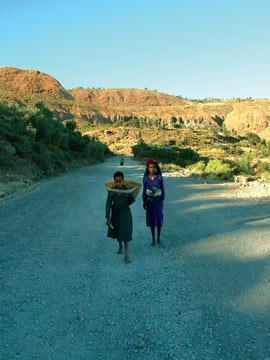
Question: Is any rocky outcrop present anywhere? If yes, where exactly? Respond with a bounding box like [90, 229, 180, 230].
[224, 101, 270, 138]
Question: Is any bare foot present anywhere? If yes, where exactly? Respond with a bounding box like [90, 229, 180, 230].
[125, 256, 131, 264]
[117, 249, 123, 254]
[151, 242, 155, 247]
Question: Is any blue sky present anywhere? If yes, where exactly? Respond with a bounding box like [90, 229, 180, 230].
[1, 0, 270, 99]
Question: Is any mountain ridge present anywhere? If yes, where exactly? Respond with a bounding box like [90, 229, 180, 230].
[1, 66, 270, 139]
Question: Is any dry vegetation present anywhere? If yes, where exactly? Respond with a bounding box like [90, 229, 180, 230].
[83, 124, 270, 181]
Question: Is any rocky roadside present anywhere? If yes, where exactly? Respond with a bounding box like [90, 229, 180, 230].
[0, 159, 103, 202]
[0, 171, 39, 200]
[162, 169, 270, 201]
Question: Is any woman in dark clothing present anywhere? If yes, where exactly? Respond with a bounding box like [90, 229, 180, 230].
[143, 159, 165, 246]
[106, 171, 135, 263]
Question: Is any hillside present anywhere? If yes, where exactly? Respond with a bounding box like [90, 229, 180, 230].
[69, 87, 186, 107]
[0, 66, 270, 139]
[0, 67, 73, 100]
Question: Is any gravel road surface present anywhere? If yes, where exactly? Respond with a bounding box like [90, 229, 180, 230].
[1, 157, 270, 360]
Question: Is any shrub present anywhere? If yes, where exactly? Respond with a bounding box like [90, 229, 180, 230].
[132, 140, 151, 158]
[175, 148, 199, 166]
[239, 139, 250, 147]
[68, 133, 87, 152]
[235, 152, 254, 175]
[225, 146, 244, 156]
[257, 161, 270, 173]
[65, 120, 77, 132]
[132, 141, 199, 166]
[0, 101, 110, 175]
[204, 159, 233, 180]
[189, 161, 206, 174]
[32, 149, 52, 174]
[0, 155, 13, 167]
[260, 144, 270, 157]
[14, 136, 34, 157]
[246, 132, 262, 146]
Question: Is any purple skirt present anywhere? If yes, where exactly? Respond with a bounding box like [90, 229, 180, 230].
[146, 195, 163, 227]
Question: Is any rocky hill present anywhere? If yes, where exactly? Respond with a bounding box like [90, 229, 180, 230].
[0, 66, 270, 139]
[0, 67, 73, 100]
[69, 88, 185, 107]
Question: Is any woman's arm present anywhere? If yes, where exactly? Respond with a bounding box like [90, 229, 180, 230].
[142, 177, 147, 203]
[160, 176, 165, 201]
[128, 192, 135, 205]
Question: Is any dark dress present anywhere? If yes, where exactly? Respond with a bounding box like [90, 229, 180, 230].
[143, 174, 165, 227]
[106, 186, 135, 242]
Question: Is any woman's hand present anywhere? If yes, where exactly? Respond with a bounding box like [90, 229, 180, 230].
[106, 218, 112, 226]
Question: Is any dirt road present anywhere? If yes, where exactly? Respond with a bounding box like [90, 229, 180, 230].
[1, 157, 270, 360]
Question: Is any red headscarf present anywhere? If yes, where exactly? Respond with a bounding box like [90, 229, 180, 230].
[146, 159, 155, 167]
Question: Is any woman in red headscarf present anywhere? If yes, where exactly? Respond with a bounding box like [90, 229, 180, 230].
[142, 159, 165, 246]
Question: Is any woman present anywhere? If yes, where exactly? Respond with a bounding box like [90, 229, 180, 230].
[143, 159, 165, 246]
[106, 171, 135, 263]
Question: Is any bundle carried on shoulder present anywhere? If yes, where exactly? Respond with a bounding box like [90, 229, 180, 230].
[105, 180, 142, 198]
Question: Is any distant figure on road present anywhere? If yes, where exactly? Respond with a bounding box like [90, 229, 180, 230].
[105, 171, 135, 263]
[143, 159, 165, 246]
[120, 157, 124, 166]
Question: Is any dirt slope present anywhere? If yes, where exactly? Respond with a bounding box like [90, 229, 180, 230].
[69, 88, 186, 107]
[0, 67, 73, 100]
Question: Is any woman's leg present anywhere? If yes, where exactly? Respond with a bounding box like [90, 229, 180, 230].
[124, 242, 131, 263]
[157, 226, 162, 245]
[151, 227, 155, 246]
[117, 241, 123, 254]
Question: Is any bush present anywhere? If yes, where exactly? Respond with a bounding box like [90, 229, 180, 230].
[132, 140, 151, 158]
[239, 139, 250, 147]
[65, 120, 77, 132]
[14, 136, 34, 157]
[190, 161, 206, 174]
[225, 146, 244, 156]
[0, 101, 110, 175]
[260, 144, 270, 157]
[32, 149, 52, 174]
[257, 161, 270, 173]
[132, 141, 199, 167]
[246, 132, 262, 146]
[204, 159, 233, 180]
[235, 152, 254, 175]
[176, 148, 199, 166]
[0, 155, 13, 167]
